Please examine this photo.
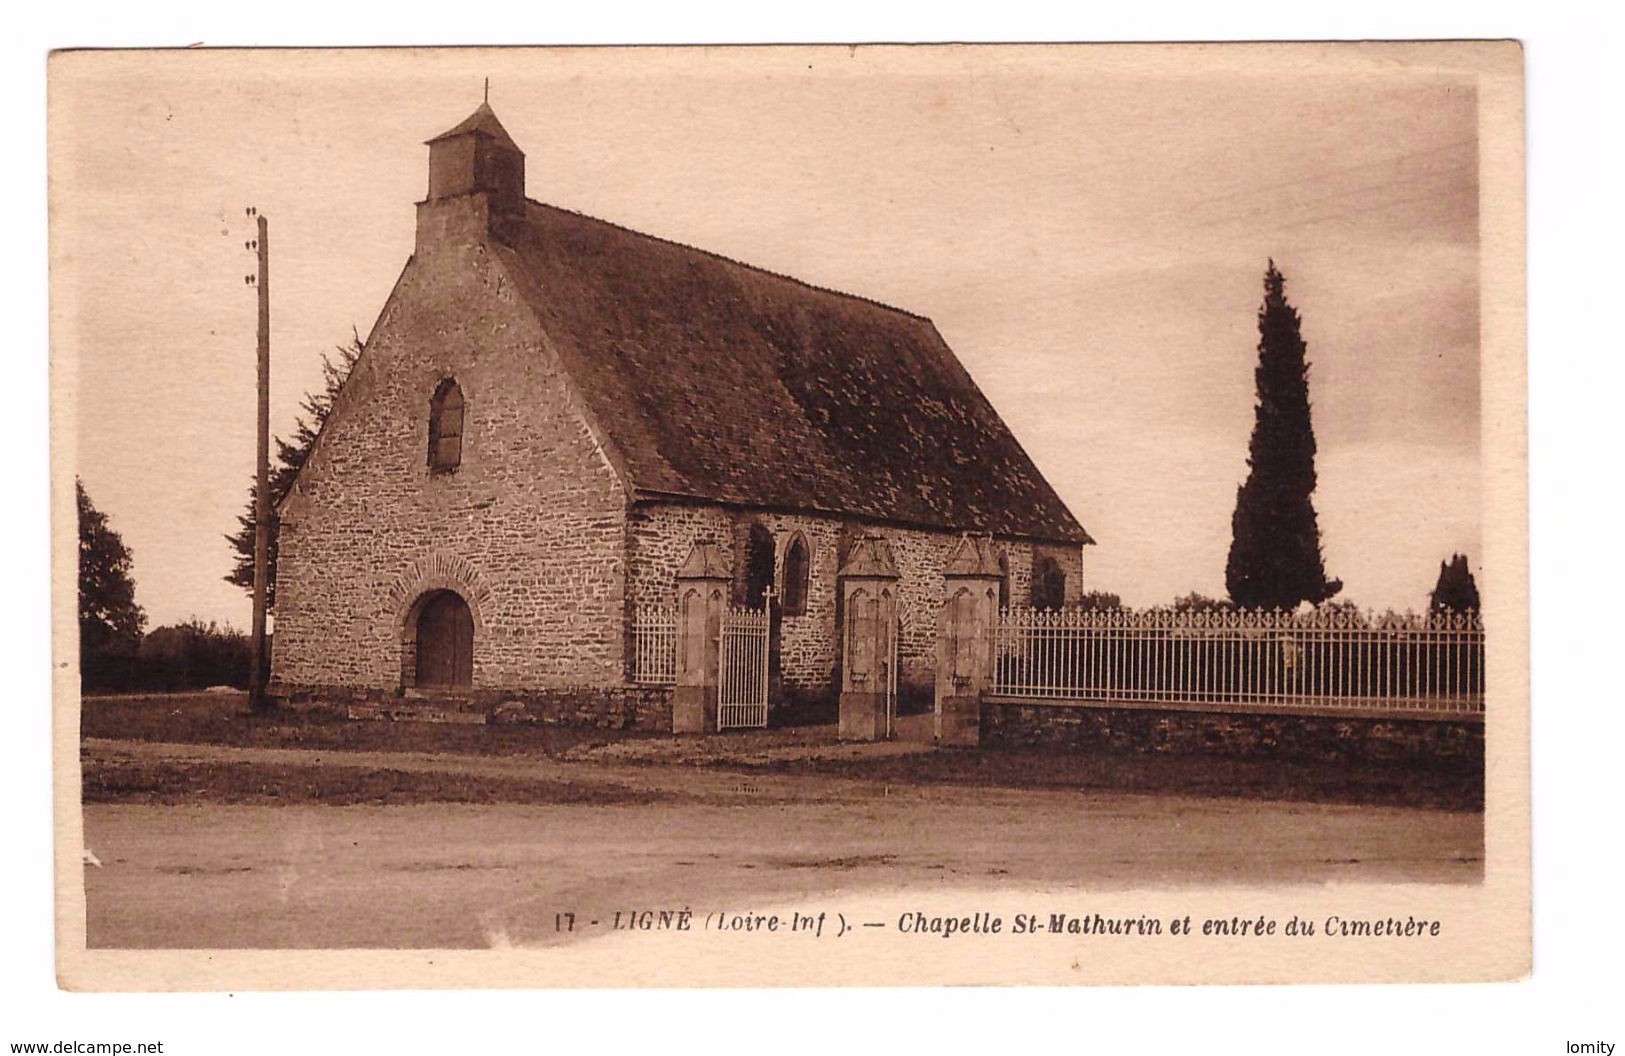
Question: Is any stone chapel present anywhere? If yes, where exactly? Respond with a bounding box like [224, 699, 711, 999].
[268, 101, 1092, 727]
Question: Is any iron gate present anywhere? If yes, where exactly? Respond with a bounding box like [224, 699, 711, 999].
[718, 606, 770, 729]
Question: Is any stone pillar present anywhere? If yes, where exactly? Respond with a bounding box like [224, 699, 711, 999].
[837, 535, 900, 742]
[672, 541, 730, 734]
[935, 532, 1002, 747]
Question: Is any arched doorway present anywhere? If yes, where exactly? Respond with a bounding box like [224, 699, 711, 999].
[413, 590, 474, 688]
[743, 524, 776, 609]
[740, 523, 783, 699]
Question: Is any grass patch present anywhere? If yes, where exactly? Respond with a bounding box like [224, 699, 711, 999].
[738, 747, 1483, 812]
[81, 692, 654, 758]
[83, 757, 659, 807]
[80, 694, 1482, 811]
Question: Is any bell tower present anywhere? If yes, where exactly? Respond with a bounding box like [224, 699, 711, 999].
[417, 101, 527, 250]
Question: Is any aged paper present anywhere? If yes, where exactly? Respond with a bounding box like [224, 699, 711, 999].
[50, 42, 1527, 989]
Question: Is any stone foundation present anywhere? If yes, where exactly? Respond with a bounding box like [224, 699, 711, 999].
[980, 699, 1483, 766]
[270, 682, 672, 731]
[936, 695, 983, 747]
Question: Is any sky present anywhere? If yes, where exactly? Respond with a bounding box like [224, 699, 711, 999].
[52, 46, 1484, 630]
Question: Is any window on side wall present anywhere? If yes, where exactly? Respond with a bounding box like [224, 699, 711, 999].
[783, 535, 810, 616]
[1032, 555, 1066, 610]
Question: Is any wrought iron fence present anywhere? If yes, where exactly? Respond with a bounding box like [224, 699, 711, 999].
[630, 605, 677, 685]
[991, 607, 1484, 715]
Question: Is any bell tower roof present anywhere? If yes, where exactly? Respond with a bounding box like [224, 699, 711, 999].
[425, 101, 524, 156]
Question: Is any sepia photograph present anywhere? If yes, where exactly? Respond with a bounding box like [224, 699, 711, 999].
[49, 42, 1528, 989]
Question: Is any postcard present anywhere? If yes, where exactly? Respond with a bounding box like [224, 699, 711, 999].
[50, 41, 1527, 989]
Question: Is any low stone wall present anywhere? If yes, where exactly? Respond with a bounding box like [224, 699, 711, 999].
[980, 699, 1483, 766]
[270, 682, 673, 731]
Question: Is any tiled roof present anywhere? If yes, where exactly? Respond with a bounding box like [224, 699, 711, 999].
[492, 200, 1091, 544]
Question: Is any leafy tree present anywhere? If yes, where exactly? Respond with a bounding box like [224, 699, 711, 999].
[1171, 592, 1233, 614]
[78, 479, 145, 686]
[1225, 261, 1342, 610]
[139, 618, 252, 690]
[1076, 590, 1123, 611]
[225, 334, 362, 605]
[1317, 598, 1371, 626]
[1429, 553, 1481, 614]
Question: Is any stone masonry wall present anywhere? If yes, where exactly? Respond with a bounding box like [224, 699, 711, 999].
[726, 511, 845, 695]
[627, 500, 1087, 704]
[1033, 542, 1085, 606]
[981, 700, 1484, 767]
[275, 681, 672, 731]
[627, 504, 843, 696]
[271, 228, 630, 695]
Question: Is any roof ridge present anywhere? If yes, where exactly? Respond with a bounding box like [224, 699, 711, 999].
[520, 198, 936, 326]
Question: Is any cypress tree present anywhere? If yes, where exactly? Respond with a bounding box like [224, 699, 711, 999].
[1428, 553, 1481, 614]
[1225, 262, 1341, 610]
[225, 334, 362, 605]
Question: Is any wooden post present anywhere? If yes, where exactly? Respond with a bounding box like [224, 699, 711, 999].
[249, 212, 271, 711]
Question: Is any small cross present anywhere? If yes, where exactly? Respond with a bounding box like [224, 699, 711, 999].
[483, 78, 490, 104]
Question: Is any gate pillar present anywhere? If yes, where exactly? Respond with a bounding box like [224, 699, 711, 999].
[837, 535, 900, 742]
[935, 532, 1002, 747]
[673, 541, 730, 734]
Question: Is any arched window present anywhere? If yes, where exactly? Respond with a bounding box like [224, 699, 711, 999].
[782, 535, 810, 616]
[997, 553, 1011, 610]
[1032, 555, 1067, 610]
[428, 379, 464, 473]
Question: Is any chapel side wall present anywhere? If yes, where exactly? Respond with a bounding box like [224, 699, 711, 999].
[626, 504, 735, 609]
[271, 241, 629, 694]
[629, 505, 842, 697]
[1034, 542, 1085, 605]
[627, 499, 1083, 701]
[887, 531, 1003, 694]
[729, 512, 845, 696]
[855, 531, 1082, 694]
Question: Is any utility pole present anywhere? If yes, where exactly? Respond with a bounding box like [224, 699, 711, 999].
[247, 208, 271, 711]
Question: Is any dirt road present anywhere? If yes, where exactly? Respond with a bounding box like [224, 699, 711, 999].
[81, 740, 1482, 949]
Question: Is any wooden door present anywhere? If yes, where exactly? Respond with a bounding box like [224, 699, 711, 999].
[415, 591, 473, 687]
